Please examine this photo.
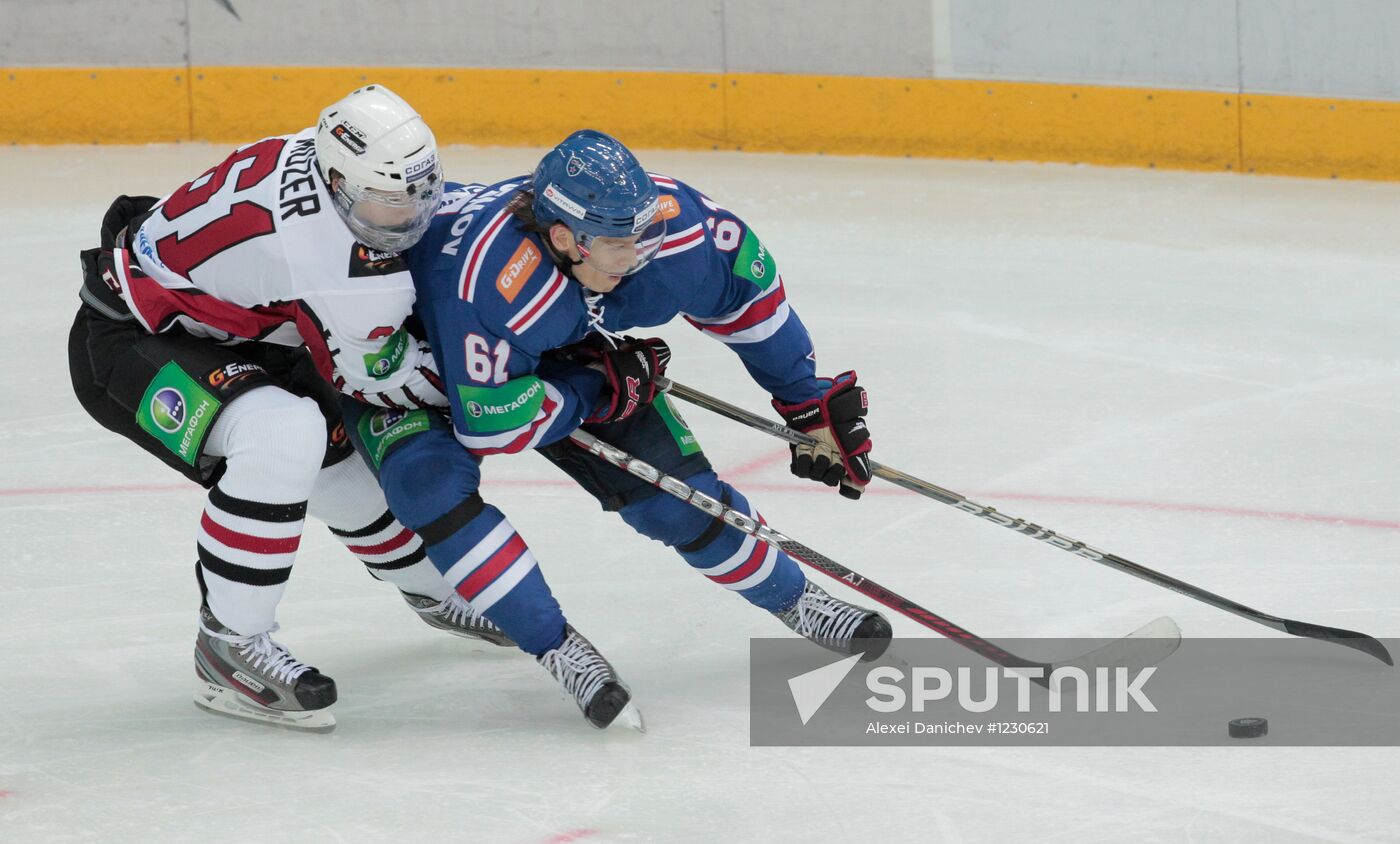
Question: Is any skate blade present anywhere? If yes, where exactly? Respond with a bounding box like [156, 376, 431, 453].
[617, 701, 646, 734]
[455, 631, 516, 648]
[423, 622, 516, 648]
[193, 681, 336, 734]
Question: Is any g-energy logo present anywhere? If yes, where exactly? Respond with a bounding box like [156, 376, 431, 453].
[330, 122, 367, 155]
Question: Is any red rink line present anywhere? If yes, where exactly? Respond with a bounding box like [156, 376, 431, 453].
[4, 475, 1398, 532]
[0, 483, 193, 496]
[722, 447, 790, 479]
[974, 489, 1400, 533]
[541, 831, 597, 844]
[731, 482, 1400, 532]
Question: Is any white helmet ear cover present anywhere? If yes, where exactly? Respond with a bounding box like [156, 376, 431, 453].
[314, 84, 442, 252]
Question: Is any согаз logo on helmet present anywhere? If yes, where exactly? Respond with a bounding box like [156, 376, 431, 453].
[631, 198, 660, 233]
[405, 154, 438, 184]
[151, 388, 186, 433]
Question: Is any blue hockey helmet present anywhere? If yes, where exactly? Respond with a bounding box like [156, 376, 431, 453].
[531, 130, 666, 276]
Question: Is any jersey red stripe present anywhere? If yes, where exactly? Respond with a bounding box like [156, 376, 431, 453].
[200, 511, 302, 555]
[461, 209, 512, 300]
[658, 226, 704, 253]
[710, 541, 769, 585]
[346, 527, 416, 556]
[688, 285, 787, 336]
[123, 268, 284, 339]
[506, 270, 565, 332]
[464, 394, 561, 456]
[457, 533, 527, 599]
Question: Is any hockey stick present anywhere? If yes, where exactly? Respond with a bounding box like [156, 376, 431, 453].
[657, 376, 1394, 667]
[568, 429, 1180, 681]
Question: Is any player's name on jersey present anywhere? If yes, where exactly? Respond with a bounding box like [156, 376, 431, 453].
[279, 138, 322, 221]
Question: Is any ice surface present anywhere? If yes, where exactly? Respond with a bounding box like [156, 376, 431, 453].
[2, 143, 1396, 842]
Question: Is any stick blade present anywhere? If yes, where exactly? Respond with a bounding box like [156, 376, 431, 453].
[1055, 616, 1182, 675]
[1282, 619, 1394, 666]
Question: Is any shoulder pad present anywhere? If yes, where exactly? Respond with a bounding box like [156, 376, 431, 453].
[652, 186, 709, 262]
[647, 172, 680, 193]
[438, 182, 490, 216]
[468, 233, 573, 339]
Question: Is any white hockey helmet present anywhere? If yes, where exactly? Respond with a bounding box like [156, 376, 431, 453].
[314, 84, 443, 253]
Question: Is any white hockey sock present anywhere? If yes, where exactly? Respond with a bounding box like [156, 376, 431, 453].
[308, 451, 449, 601]
[198, 387, 327, 635]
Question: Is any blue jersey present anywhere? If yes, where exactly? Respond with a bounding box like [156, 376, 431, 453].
[406, 173, 821, 455]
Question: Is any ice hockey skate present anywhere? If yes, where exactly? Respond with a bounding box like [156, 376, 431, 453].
[775, 580, 892, 661]
[192, 606, 338, 733]
[401, 591, 515, 647]
[537, 625, 644, 732]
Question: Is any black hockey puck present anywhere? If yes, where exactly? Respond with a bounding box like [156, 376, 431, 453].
[1228, 717, 1268, 739]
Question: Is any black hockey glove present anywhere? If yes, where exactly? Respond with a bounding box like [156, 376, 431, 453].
[772, 371, 873, 500]
[80, 196, 160, 316]
[100, 195, 159, 248]
[568, 335, 672, 424]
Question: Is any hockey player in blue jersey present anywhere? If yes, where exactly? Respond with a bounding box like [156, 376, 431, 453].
[344, 130, 891, 729]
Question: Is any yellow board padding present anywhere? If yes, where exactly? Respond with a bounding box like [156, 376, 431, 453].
[5, 65, 1400, 181]
[725, 75, 1239, 172]
[1241, 93, 1400, 180]
[188, 67, 724, 149]
[3, 68, 189, 144]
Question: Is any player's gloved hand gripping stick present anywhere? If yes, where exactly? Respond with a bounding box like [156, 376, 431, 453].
[551, 334, 672, 424]
[568, 428, 1181, 679]
[658, 375, 1393, 666]
[772, 371, 873, 500]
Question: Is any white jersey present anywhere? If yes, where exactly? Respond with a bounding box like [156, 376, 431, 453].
[111, 128, 446, 410]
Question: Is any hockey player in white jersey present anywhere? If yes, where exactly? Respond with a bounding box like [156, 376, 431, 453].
[68, 85, 506, 733]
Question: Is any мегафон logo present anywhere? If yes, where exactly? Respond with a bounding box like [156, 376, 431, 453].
[150, 388, 186, 433]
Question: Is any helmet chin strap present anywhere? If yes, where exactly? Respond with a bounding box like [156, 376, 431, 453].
[539, 225, 623, 348]
[541, 225, 585, 276]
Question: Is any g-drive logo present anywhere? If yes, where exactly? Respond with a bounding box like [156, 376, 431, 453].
[788, 656, 1158, 725]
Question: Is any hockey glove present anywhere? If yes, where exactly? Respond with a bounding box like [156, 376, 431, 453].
[100, 194, 159, 248]
[573, 335, 672, 424]
[772, 371, 873, 500]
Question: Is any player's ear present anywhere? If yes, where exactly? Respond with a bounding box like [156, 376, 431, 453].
[548, 223, 576, 254]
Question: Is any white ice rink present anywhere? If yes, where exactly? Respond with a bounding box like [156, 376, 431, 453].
[2, 143, 1398, 843]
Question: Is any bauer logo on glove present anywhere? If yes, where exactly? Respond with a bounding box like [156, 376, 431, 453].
[772, 371, 874, 500]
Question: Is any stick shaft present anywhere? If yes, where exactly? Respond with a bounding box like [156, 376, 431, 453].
[658, 376, 1392, 665]
[567, 429, 1044, 671]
